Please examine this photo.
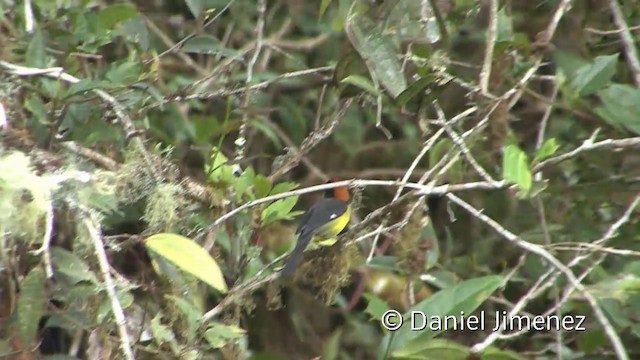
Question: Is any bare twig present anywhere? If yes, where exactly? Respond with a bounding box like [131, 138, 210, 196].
[201, 178, 506, 240]
[147, 0, 237, 64]
[533, 137, 640, 172]
[268, 99, 354, 181]
[448, 194, 628, 359]
[608, 0, 640, 88]
[262, 117, 327, 180]
[479, 0, 498, 95]
[236, 0, 267, 169]
[434, 102, 499, 185]
[24, 0, 35, 33]
[145, 66, 332, 110]
[142, 16, 208, 76]
[32, 202, 54, 278]
[505, 0, 574, 109]
[366, 127, 446, 262]
[84, 214, 135, 360]
[585, 24, 640, 35]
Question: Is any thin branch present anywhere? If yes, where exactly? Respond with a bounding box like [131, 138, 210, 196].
[146, 0, 237, 64]
[585, 24, 640, 35]
[364, 105, 478, 261]
[533, 136, 640, 172]
[448, 194, 628, 360]
[24, 0, 35, 33]
[200, 179, 506, 240]
[236, 0, 267, 168]
[608, 0, 640, 88]
[145, 66, 333, 110]
[434, 102, 499, 185]
[504, 0, 574, 108]
[142, 16, 208, 76]
[268, 99, 354, 181]
[32, 202, 54, 278]
[84, 214, 135, 360]
[479, 0, 498, 95]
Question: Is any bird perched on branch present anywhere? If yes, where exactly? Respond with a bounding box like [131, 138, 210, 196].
[280, 180, 352, 278]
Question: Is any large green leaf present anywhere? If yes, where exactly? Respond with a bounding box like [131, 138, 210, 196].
[261, 196, 302, 226]
[392, 339, 470, 360]
[571, 54, 619, 96]
[97, 4, 139, 30]
[481, 347, 527, 360]
[346, 13, 407, 98]
[595, 84, 640, 135]
[378, 275, 503, 358]
[51, 247, 97, 285]
[17, 267, 46, 346]
[204, 322, 246, 349]
[145, 233, 228, 293]
[502, 144, 532, 193]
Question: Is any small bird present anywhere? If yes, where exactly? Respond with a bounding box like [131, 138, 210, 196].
[280, 181, 351, 278]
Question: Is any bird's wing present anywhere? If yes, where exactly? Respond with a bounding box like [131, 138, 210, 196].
[298, 199, 348, 236]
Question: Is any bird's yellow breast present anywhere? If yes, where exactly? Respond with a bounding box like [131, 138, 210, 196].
[311, 205, 351, 247]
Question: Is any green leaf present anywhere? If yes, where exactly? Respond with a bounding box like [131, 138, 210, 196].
[595, 84, 640, 135]
[185, 0, 204, 18]
[502, 144, 532, 193]
[532, 138, 560, 165]
[51, 247, 97, 284]
[340, 75, 381, 96]
[97, 288, 134, 323]
[346, 14, 407, 98]
[64, 79, 107, 98]
[319, 0, 334, 19]
[496, 7, 513, 42]
[481, 346, 528, 360]
[184, 0, 221, 18]
[365, 256, 399, 271]
[166, 295, 202, 342]
[270, 181, 298, 195]
[182, 35, 243, 59]
[207, 147, 235, 183]
[151, 314, 175, 344]
[396, 75, 438, 106]
[261, 196, 301, 226]
[105, 61, 142, 85]
[121, 16, 150, 51]
[46, 311, 93, 331]
[378, 275, 503, 358]
[204, 323, 246, 349]
[251, 121, 283, 148]
[394, 339, 471, 360]
[254, 175, 273, 198]
[571, 54, 619, 96]
[26, 29, 46, 68]
[17, 267, 46, 346]
[323, 328, 343, 360]
[145, 233, 228, 293]
[235, 166, 256, 201]
[363, 293, 391, 321]
[97, 4, 139, 30]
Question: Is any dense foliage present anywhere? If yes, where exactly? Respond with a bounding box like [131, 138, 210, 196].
[1, 0, 640, 359]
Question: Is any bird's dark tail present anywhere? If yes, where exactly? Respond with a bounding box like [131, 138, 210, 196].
[280, 231, 313, 279]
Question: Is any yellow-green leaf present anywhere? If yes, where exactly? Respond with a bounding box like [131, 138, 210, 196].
[17, 267, 46, 345]
[145, 233, 228, 293]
